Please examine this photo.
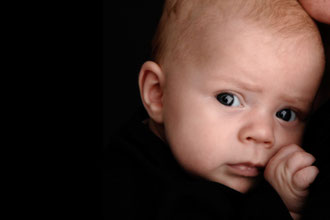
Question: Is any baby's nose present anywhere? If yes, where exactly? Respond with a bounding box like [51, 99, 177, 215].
[238, 114, 275, 148]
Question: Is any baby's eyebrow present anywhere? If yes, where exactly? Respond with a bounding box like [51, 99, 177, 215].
[279, 95, 310, 108]
[220, 76, 263, 93]
[232, 79, 263, 93]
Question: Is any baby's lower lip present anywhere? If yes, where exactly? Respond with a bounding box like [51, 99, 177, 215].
[227, 164, 261, 177]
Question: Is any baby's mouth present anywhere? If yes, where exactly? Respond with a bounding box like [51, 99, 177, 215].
[227, 163, 264, 177]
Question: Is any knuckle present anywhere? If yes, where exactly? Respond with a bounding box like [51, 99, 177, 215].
[285, 151, 316, 172]
[285, 151, 304, 170]
[294, 151, 315, 163]
[291, 150, 305, 159]
[293, 166, 319, 189]
[286, 144, 301, 151]
[294, 170, 308, 187]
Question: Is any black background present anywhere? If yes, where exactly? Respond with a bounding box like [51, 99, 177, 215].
[102, 0, 164, 148]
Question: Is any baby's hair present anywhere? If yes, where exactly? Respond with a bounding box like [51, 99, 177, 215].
[151, 0, 322, 65]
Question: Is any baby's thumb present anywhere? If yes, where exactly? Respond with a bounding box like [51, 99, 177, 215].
[292, 166, 319, 191]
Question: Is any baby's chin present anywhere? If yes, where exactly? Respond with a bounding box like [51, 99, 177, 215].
[215, 176, 261, 194]
[229, 183, 254, 194]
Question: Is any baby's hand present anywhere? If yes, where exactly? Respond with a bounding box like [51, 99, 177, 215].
[264, 144, 319, 219]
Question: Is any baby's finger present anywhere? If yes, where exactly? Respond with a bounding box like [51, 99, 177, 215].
[292, 166, 319, 190]
[285, 151, 316, 174]
[266, 144, 302, 170]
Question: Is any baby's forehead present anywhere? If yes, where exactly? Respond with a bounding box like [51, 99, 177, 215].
[165, 0, 312, 25]
[154, 0, 321, 65]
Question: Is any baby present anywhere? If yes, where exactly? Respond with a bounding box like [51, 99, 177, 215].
[104, 0, 325, 219]
[139, 0, 324, 217]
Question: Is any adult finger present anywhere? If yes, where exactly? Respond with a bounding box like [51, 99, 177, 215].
[299, 0, 330, 24]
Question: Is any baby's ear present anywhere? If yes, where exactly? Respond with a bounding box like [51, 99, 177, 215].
[138, 61, 165, 123]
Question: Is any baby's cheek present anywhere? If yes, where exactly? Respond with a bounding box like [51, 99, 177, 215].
[277, 125, 305, 147]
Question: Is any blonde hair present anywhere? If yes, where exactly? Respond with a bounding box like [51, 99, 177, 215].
[151, 0, 321, 65]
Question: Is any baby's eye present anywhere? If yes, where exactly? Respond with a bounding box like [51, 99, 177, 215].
[216, 93, 241, 107]
[276, 108, 296, 122]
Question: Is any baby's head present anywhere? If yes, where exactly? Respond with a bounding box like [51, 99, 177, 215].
[138, 0, 325, 193]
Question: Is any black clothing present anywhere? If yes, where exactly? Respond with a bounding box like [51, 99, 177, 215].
[302, 100, 330, 220]
[103, 109, 292, 219]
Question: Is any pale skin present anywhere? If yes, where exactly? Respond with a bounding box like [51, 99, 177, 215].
[139, 12, 324, 220]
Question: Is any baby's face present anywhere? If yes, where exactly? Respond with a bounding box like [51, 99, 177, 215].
[161, 23, 324, 193]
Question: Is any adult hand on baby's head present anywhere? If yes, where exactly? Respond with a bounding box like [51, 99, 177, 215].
[299, 0, 330, 24]
[264, 144, 319, 220]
